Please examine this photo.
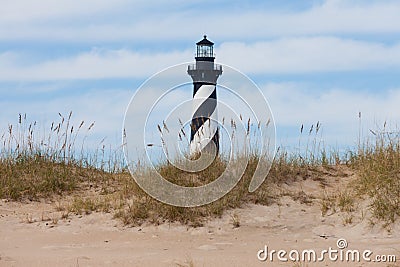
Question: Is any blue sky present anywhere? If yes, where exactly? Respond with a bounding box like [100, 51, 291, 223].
[1, 0, 400, 156]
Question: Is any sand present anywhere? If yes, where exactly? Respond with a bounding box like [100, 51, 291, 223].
[1, 171, 399, 266]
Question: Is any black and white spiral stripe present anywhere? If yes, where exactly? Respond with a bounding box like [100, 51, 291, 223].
[190, 83, 219, 154]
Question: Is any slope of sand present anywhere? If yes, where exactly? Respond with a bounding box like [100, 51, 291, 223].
[1, 169, 399, 266]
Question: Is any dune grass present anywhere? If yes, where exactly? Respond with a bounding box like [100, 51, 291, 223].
[0, 112, 115, 200]
[349, 131, 400, 226]
[0, 113, 399, 227]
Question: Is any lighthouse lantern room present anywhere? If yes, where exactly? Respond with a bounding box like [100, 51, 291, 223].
[196, 35, 214, 60]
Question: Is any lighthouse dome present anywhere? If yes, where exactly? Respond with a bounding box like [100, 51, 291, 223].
[196, 35, 214, 46]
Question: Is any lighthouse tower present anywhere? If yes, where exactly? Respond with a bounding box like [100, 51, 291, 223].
[188, 35, 222, 155]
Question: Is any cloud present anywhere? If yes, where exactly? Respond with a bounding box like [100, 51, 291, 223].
[262, 83, 400, 147]
[0, 88, 132, 149]
[1, 0, 399, 42]
[0, 48, 192, 81]
[2, 80, 399, 153]
[0, 0, 133, 23]
[2, 37, 400, 81]
[218, 37, 400, 73]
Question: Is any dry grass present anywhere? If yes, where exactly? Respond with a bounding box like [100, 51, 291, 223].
[1, 113, 399, 228]
[349, 131, 400, 226]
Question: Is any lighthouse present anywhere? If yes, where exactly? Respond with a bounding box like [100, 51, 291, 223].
[188, 35, 222, 156]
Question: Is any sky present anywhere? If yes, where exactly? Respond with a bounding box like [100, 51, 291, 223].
[1, 0, 400, 158]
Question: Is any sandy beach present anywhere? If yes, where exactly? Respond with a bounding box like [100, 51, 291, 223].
[1, 170, 399, 267]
